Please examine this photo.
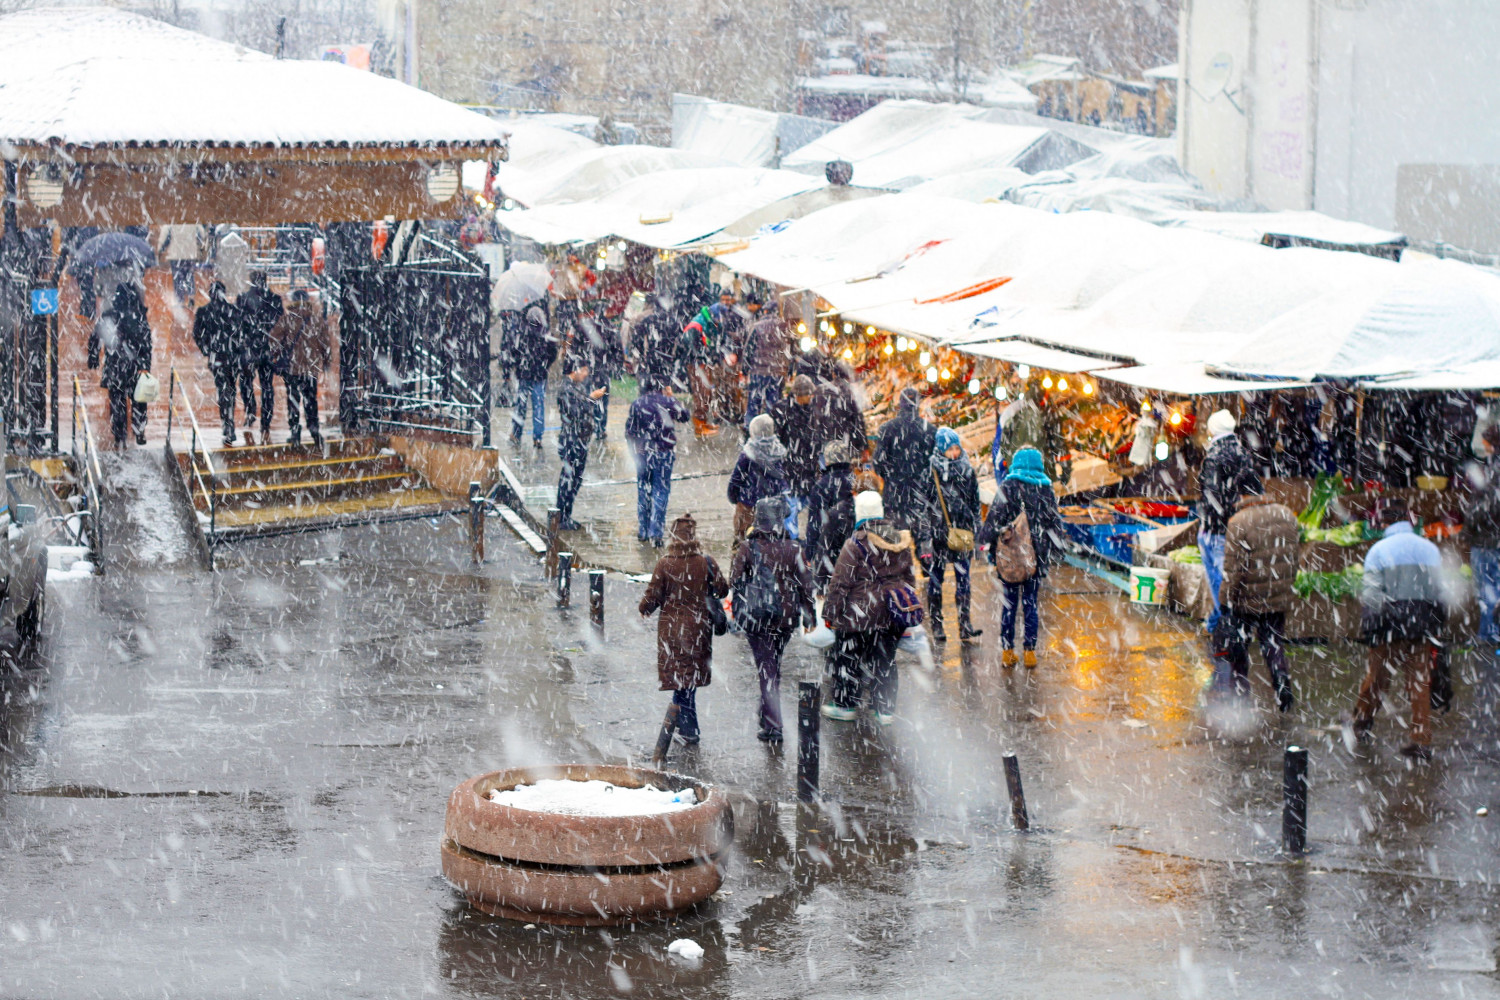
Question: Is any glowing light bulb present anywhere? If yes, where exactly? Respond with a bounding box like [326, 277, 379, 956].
[1057, 377, 1068, 392]
[896, 336, 909, 352]
[865, 325, 876, 336]
[940, 368, 952, 380]
[800, 335, 815, 352]
[1042, 375, 1053, 389]
[842, 322, 852, 335]
[1082, 382, 1094, 396]
[819, 319, 830, 333]
[1016, 364, 1031, 380]
[967, 378, 981, 394]
[883, 343, 894, 356]
[1169, 411, 1183, 426]
[919, 351, 931, 367]
[926, 367, 938, 382]
[615, 240, 627, 250]
[995, 384, 1008, 400]
[841, 348, 854, 361]
[796, 321, 807, 335]
[1154, 440, 1169, 461]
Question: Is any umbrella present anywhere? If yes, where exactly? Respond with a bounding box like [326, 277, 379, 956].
[70, 232, 156, 270]
[492, 262, 552, 311]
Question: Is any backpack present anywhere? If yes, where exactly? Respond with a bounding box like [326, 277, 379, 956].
[857, 537, 925, 629]
[995, 508, 1037, 584]
[733, 541, 783, 633]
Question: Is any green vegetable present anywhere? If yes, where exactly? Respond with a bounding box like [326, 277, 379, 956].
[1297, 473, 1346, 529]
[1300, 521, 1368, 546]
[1169, 546, 1203, 565]
[1293, 565, 1364, 602]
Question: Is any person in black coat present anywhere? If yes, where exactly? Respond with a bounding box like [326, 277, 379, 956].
[728, 414, 790, 554]
[508, 303, 557, 448]
[237, 270, 283, 444]
[731, 496, 816, 742]
[555, 351, 606, 531]
[975, 446, 1065, 667]
[804, 439, 857, 593]
[1198, 409, 1263, 632]
[873, 386, 936, 534]
[88, 279, 153, 448]
[916, 426, 983, 643]
[629, 297, 684, 394]
[770, 374, 822, 504]
[192, 281, 246, 443]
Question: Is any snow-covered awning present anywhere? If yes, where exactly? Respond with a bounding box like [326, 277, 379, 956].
[1093, 363, 1314, 396]
[956, 339, 1126, 373]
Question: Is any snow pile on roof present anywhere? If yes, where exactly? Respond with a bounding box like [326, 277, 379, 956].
[499, 145, 727, 209]
[0, 7, 507, 150]
[672, 95, 837, 168]
[487, 779, 697, 817]
[779, 100, 1094, 189]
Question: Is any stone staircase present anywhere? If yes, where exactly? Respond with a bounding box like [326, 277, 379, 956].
[176, 436, 460, 540]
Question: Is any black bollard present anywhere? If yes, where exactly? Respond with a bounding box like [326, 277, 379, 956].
[545, 507, 561, 578]
[588, 569, 605, 628]
[1003, 752, 1029, 831]
[797, 682, 820, 803]
[468, 481, 484, 565]
[651, 703, 681, 768]
[557, 551, 573, 608]
[1282, 745, 1309, 854]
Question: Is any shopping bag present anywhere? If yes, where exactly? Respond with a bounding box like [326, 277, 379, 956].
[133, 371, 160, 403]
[800, 599, 836, 648]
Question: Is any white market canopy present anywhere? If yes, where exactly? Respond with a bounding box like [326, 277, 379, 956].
[497, 144, 724, 210]
[0, 7, 507, 153]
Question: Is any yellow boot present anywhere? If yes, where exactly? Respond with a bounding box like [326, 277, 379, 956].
[1023, 650, 1038, 669]
[1001, 649, 1019, 668]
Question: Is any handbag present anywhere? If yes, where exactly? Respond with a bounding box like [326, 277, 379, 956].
[133, 371, 160, 403]
[705, 589, 730, 637]
[931, 468, 974, 553]
[995, 508, 1037, 584]
[857, 537, 924, 629]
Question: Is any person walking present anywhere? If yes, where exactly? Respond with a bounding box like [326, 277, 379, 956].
[731, 497, 816, 743]
[976, 446, 1064, 667]
[813, 359, 867, 458]
[997, 383, 1067, 483]
[683, 298, 738, 436]
[627, 294, 683, 394]
[237, 270, 283, 445]
[1462, 423, 1500, 651]
[191, 281, 245, 445]
[88, 278, 153, 448]
[873, 387, 936, 535]
[771, 374, 821, 518]
[739, 295, 789, 428]
[509, 304, 556, 450]
[1218, 489, 1300, 711]
[804, 440, 857, 592]
[267, 290, 329, 449]
[821, 491, 917, 725]
[1198, 409, 1262, 633]
[1351, 497, 1447, 759]
[638, 514, 729, 745]
[158, 223, 206, 305]
[554, 352, 606, 531]
[728, 414, 790, 555]
[917, 427, 983, 643]
[626, 377, 691, 546]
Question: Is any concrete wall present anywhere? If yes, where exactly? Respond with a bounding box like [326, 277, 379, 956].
[1183, 0, 1500, 246]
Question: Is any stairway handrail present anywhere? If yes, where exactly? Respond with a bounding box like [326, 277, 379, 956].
[166, 369, 218, 553]
[69, 377, 106, 564]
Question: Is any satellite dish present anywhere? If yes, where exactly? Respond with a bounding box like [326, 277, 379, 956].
[1202, 52, 1234, 94]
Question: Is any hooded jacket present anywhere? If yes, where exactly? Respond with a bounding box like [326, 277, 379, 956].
[812, 376, 867, 458]
[1361, 521, 1446, 643]
[626, 390, 690, 456]
[731, 527, 815, 633]
[823, 520, 916, 632]
[192, 288, 242, 371]
[873, 398, 936, 523]
[770, 396, 821, 496]
[638, 517, 729, 690]
[805, 463, 856, 589]
[976, 469, 1064, 577]
[268, 301, 330, 377]
[89, 282, 153, 391]
[742, 315, 792, 378]
[1220, 497, 1300, 615]
[727, 436, 790, 507]
[237, 283, 284, 366]
[507, 306, 557, 382]
[1198, 433, 1261, 535]
[917, 449, 981, 551]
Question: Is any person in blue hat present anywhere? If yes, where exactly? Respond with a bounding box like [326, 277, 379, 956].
[916, 426, 982, 643]
[976, 446, 1063, 667]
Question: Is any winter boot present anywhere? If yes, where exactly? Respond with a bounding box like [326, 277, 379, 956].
[959, 613, 982, 642]
[928, 590, 946, 642]
[1023, 650, 1038, 669]
[1001, 649, 1019, 669]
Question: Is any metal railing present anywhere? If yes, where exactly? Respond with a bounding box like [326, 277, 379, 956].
[164, 368, 220, 558]
[68, 378, 105, 566]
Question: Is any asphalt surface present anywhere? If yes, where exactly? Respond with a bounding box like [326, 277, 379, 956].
[1, 415, 1498, 998]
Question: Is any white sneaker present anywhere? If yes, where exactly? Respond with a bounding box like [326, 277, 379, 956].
[873, 712, 895, 727]
[820, 703, 856, 722]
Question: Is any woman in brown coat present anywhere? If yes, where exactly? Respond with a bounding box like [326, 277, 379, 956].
[639, 514, 729, 743]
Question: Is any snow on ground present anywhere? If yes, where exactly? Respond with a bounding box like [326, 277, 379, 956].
[487, 779, 697, 816]
[99, 450, 193, 566]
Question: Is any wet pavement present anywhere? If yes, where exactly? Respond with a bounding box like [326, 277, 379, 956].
[2, 423, 1500, 998]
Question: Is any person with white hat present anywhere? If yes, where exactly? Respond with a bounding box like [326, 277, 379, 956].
[1199, 408, 1262, 634]
[820, 490, 919, 725]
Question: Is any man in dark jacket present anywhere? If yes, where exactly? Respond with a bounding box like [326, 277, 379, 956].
[804, 440, 857, 592]
[628, 295, 682, 395]
[740, 298, 791, 427]
[873, 387, 936, 535]
[1219, 491, 1299, 710]
[192, 281, 244, 444]
[917, 427, 983, 643]
[731, 496, 815, 742]
[1198, 409, 1262, 632]
[88, 279, 153, 447]
[267, 290, 329, 448]
[812, 360, 867, 458]
[1352, 497, 1446, 758]
[555, 352, 606, 531]
[509, 304, 557, 449]
[1462, 423, 1500, 648]
[626, 377, 690, 546]
[237, 270, 283, 445]
[771, 375, 821, 507]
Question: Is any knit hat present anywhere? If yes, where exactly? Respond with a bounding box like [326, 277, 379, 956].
[791, 374, 816, 397]
[752, 496, 788, 534]
[1003, 446, 1051, 487]
[934, 426, 961, 454]
[749, 413, 776, 439]
[854, 490, 884, 524]
[1207, 409, 1237, 437]
[822, 440, 855, 465]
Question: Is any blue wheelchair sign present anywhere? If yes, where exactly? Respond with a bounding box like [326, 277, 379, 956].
[30, 289, 59, 316]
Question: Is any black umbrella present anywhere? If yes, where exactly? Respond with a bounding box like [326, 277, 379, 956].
[69, 232, 156, 270]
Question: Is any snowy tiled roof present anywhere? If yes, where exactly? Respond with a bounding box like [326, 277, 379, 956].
[0, 7, 507, 152]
